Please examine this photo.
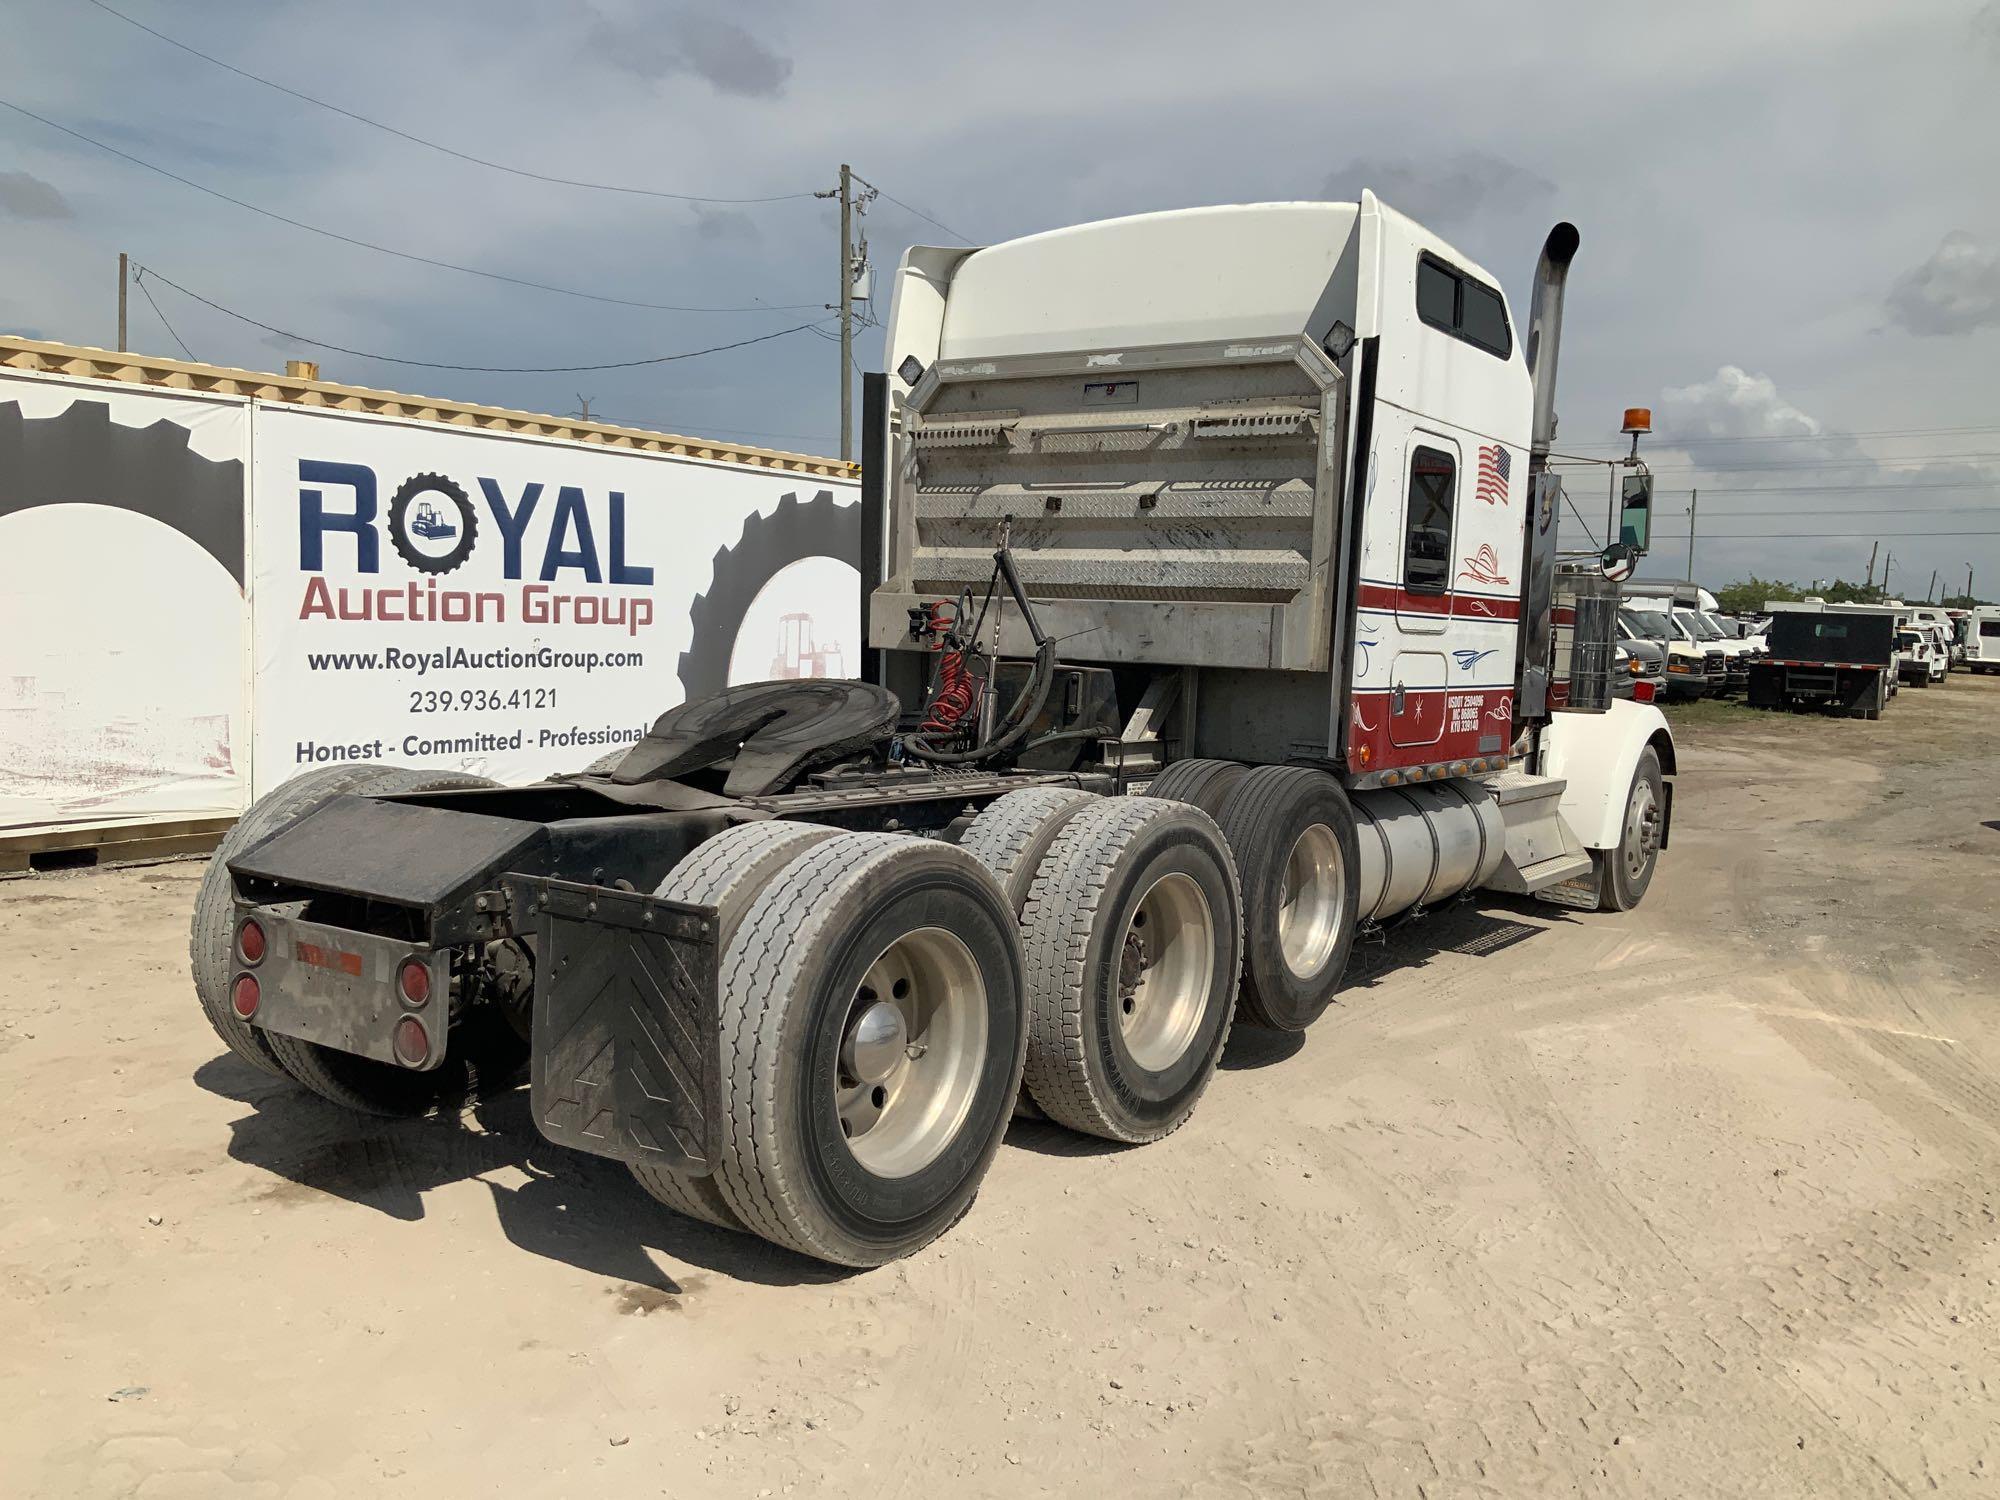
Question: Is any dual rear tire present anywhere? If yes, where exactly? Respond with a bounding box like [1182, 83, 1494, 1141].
[1148, 763, 1363, 1034]
[696, 833, 1028, 1266]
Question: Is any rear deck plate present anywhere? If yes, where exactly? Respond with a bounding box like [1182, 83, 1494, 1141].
[508, 876, 721, 1175]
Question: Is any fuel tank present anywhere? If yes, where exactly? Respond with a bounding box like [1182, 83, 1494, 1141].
[1351, 781, 1506, 922]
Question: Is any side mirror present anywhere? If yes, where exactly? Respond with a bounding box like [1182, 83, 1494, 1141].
[1619, 470, 1654, 551]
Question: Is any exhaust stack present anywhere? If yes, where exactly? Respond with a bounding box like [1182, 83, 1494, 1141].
[1518, 222, 1580, 727]
[1526, 222, 1580, 470]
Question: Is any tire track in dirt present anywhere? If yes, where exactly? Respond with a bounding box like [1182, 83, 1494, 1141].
[1472, 1027, 1927, 1496]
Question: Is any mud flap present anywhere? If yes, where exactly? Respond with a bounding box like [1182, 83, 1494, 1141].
[506, 876, 721, 1175]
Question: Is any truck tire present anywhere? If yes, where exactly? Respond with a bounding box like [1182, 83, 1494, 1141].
[1595, 748, 1663, 912]
[1143, 758, 1247, 818]
[1214, 766, 1361, 1032]
[262, 772, 516, 1116]
[1019, 798, 1244, 1143]
[190, 763, 428, 1078]
[711, 834, 1026, 1266]
[634, 819, 841, 1231]
[957, 786, 1099, 913]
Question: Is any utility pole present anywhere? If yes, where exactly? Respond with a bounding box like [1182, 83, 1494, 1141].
[1968, 564, 1975, 603]
[1882, 550, 1894, 596]
[838, 163, 853, 462]
[1926, 568, 1937, 604]
[117, 252, 128, 352]
[1864, 540, 1878, 590]
[1685, 487, 1698, 581]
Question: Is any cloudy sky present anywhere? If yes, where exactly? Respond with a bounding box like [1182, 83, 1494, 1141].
[4, 0, 1997, 598]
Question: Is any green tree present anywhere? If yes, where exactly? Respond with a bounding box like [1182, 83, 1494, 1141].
[1714, 577, 1801, 613]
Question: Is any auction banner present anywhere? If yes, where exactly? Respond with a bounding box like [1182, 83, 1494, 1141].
[250, 405, 860, 795]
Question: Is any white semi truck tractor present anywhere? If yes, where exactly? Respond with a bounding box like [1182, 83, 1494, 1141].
[191, 192, 1673, 1267]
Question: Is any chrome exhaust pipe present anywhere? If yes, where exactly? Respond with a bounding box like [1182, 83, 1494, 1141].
[1527, 222, 1580, 471]
[1518, 222, 1580, 729]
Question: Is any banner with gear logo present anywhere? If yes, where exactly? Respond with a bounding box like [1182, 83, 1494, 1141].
[251, 403, 860, 795]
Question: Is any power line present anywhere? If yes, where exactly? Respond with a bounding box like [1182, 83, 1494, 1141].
[130, 267, 194, 361]
[1653, 504, 2000, 519]
[1623, 481, 1999, 496]
[77, 0, 821, 207]
[135, 264, 833, 373]
[850, 171, 975, 243]
[0, 96, 822, 313]
[1664, 529, 2000, 540]
[1642, 457, 2000, 475]
[1559, 423, 2000, 449]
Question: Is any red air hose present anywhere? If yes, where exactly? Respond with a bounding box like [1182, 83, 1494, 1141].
[920, 600, 977, 734]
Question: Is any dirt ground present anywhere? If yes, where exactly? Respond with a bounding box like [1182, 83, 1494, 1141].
[3, 677, 1997, 1499]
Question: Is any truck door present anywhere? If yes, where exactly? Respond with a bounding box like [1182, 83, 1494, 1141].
[1386, 435, 1457, 746]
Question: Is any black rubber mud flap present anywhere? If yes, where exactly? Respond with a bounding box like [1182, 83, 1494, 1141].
[509, 876, 722, 1174]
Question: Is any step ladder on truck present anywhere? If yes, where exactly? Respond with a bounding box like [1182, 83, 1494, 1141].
[190, 194, 1677, 1267]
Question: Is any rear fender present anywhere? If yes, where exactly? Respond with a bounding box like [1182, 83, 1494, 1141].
[1540, 699, 1674, 851]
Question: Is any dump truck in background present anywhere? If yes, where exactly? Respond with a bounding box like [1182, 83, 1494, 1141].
[192, 192, 1675, 1267]
[1748, 609, 1897, 718]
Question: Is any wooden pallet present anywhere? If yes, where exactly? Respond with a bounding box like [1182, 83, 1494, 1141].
[0, 816, 234, 878]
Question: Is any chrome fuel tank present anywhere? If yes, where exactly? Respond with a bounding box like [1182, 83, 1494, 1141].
[1351, 781, 1507, 922]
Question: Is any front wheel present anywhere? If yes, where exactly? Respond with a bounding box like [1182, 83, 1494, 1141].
[1596, 748, 1664, 912]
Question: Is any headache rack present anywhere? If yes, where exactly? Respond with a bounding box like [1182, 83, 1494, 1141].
[874, 340, 1348, 673]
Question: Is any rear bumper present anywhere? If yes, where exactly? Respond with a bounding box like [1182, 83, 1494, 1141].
[238, 875, 725, 1176]
[237, 904, 448, 1070]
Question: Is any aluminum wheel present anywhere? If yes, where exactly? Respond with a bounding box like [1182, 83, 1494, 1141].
[1276, 822, 1345, 978]
[835, 927, 988, 1179]
[1115, 871, 1217, 1071]
[1622, 777, 1661, 883]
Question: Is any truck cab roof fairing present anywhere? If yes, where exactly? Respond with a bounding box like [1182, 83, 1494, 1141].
[934, 203, 1362, 360]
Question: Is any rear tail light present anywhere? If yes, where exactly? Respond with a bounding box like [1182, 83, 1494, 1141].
[398, 959, 431, 1008]
[237, 918, 266, 965]
[392, 1016, 431, 1068]
[231, 974, 261, 1019]
[1633, 680, 1658, 703]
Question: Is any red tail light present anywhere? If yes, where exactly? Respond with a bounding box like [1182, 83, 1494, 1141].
[398, 959, 431, 1008]
[1633, 680, 1658, 703]
[231, 974, 260, 1019]
[392, 1016, 430, 1068]
[237, 919, 266, 965]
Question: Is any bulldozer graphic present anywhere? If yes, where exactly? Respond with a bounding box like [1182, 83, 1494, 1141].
[769, 612, 844, 680]
[409, 500, 457, 541]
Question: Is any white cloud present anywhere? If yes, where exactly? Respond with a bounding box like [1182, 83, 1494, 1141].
[1659, 366, 1824, 442]
[1885, 231, 2000, 336]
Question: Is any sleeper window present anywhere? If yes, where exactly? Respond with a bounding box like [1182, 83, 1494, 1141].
[1404, 446, 1456, 594]
[1414, 253, 1514, 360]
[1416, 259, 1458, 332]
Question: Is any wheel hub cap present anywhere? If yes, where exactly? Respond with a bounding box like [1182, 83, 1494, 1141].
[1624, 783, 1659, 880]
[842, 1000, 908, 1086]
[1115, 872, 1216, 1072]
[834, 927, 987, 1180]
[1277, 823, 1346, 978]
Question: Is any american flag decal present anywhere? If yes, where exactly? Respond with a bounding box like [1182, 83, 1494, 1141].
[1476, 443, 1512, 504]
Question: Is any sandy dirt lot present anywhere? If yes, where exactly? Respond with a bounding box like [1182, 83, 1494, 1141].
[3, 677, 1997, 1499]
